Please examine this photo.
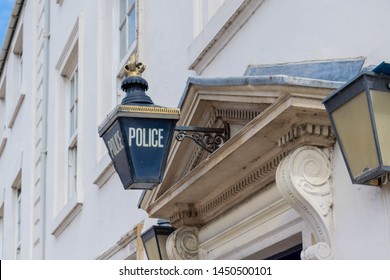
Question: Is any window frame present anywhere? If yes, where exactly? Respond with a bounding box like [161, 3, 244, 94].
[116, 1, 138, 104]
[0, 203, 4, 259]
[119, 0, 137, 62]
[0, 77, 6, 149]
[7, 24, 25, 129]
[11, 170, 22, 260]
[67, 68, 78, 202]
[15, 188, 21, 259]
[51, 18, 83, 237]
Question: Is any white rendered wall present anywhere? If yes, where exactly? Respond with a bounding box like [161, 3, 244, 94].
[139, 0, 195, 108]
[0, 0, 35, 259]
[332, 144, 390, 259]
[198, 0, 390, 77]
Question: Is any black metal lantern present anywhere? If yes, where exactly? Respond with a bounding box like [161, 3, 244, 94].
[323, 62, 390, 185]
[141, 221, 175, 260]
[98, 56, 180, 190]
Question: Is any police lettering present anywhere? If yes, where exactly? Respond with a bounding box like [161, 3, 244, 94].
[107, 130, 124, 158]
[129, 128, 164, 148]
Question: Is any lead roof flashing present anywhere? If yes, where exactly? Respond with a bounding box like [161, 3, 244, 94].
[178, 75, 345, 108]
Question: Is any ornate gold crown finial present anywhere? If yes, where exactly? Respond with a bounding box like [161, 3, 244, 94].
[124, 54, 146, 77]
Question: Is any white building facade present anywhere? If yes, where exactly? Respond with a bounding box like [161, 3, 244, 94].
[1, 0, 390, 260]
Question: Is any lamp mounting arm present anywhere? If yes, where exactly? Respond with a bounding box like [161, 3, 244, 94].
[175, 122, 230, 153]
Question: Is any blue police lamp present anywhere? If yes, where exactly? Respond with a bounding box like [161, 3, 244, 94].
[98, 56, 180, 190]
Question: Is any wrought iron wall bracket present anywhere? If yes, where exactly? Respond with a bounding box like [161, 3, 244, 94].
[175, 122, 230, 153]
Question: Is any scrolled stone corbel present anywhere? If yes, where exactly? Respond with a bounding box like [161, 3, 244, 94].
[276, 146, 334, 260]
[166, 226, 199, 260]
[300, 242, 332, 260]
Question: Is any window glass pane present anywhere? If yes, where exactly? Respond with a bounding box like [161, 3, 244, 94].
[144, 237, 160, 260]
[371, 90, 390, 166]
[16, 247, 21, 259]
[70, 107, 74, 136]
[120, 24, 127, 59]
[119, 0, 136, 60]
[332, 91, 378, 179]
[18, 54, 23, 91]
[68, 145, 77, 201]
[120, 0, 127, 22]
[69, 70, 78, 136]
[129, 0, 135, 8]
[74, 70, 78, 132]
[0, 217, 4, 259]
[128, 7, 136, 47]
[16, 188, 21, 259]
[17, 189, 21, 243]
[157, 234, 169, 260]
[0, 100, 4, 139]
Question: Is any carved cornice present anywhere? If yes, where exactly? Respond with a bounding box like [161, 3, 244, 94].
[170, 152, 288, 226]
[183, 120, 334, 178]
[169, 125, 335, 227]
[215, 108, 261, 121]
[275, 146, 334, 260]
[170, 204, 199, 227]
[198, 152, 287, 217]
[166, 226, 199, 260]
[170, 123, 334, 227]
[278, 124, 334, 147]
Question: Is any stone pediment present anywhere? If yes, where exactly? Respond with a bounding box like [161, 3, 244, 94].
[140, 76, 342, 227]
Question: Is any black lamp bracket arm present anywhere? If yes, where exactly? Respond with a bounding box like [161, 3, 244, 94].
[175, 122, 230, 153]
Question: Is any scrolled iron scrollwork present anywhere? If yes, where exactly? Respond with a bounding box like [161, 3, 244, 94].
[175, 122, 230, 153]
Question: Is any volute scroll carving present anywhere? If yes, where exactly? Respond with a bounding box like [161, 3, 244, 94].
[166, 226, 199, 260]
[276, 146, 334, 260]
[300, 242, 332, 260]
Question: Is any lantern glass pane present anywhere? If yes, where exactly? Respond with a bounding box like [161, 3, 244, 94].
[332, 91, 379, 178]
[143, 236, 160, 260]
[156, 234, 170, 260]
[371, 90, 390, 166]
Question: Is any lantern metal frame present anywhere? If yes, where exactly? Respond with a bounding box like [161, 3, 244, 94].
[98, 104, 180, 190]
[323, 63, 390, 185]
[140, 223, 175, 260]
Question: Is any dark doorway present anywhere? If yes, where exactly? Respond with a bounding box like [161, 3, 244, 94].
[265, 244, 302, 260]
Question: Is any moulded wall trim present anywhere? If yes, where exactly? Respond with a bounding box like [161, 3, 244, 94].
[0, 75, 5, 98]
[188, 0, 265, 73]
[50, 195, 83, 237]
[95, 222, 144, 260]
[55, 18, 79, 77]
[92, 153, 115, 188]
[7, 92, 25, 129]
[0, 136, 7, 156]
